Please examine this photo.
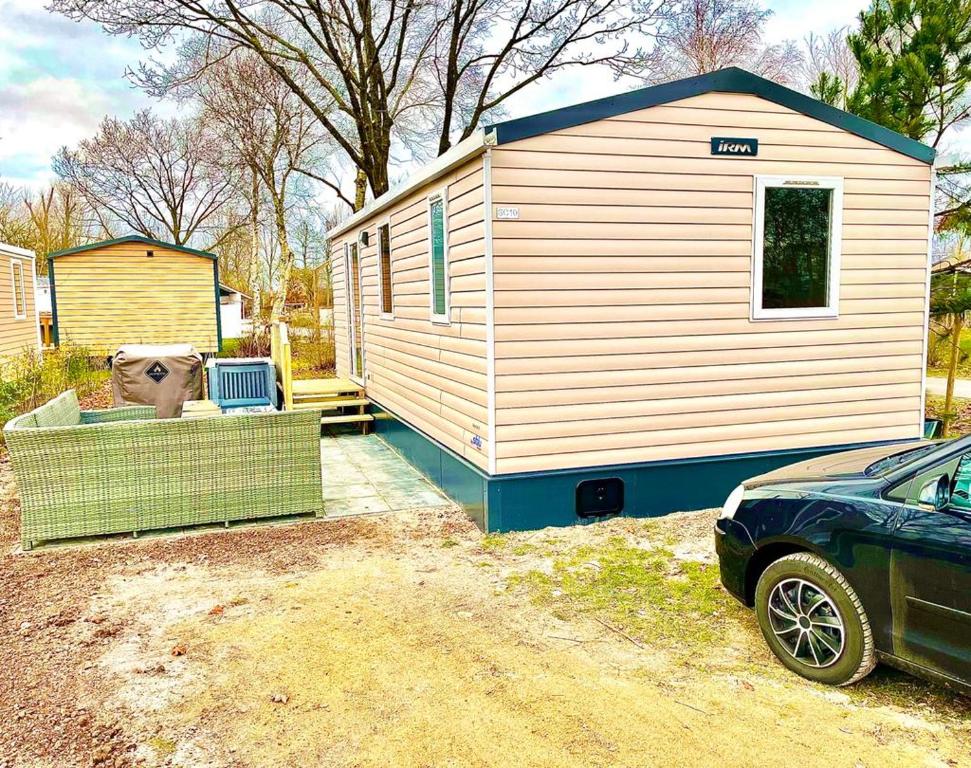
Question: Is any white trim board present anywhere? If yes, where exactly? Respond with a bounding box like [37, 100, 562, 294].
[328, 131, 493, 240]
[0, 242, 36, 260]
[483, 150, 497, 476]
[920, 166, 936, 437]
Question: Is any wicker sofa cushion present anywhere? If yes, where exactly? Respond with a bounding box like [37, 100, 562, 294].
[28, 390, 82, 428]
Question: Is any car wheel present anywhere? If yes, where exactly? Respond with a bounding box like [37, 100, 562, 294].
[754, 552, 876, 686]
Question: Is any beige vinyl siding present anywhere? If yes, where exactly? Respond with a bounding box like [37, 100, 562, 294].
[0, 251, 38, 359]
[53, 245, 218, 354]
[332, 159, 490, 469]
[491, 91, 931, 474]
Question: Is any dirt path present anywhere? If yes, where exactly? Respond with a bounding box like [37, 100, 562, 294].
[0, 456, 968, 767]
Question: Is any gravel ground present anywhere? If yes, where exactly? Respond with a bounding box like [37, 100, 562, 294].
[0, 449, 438, 767]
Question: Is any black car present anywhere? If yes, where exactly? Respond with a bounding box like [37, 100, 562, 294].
[715, 437, 971, 692]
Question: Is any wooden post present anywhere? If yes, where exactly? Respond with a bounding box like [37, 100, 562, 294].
[270, 322, 294, 411]
[944, 312, 964, 437]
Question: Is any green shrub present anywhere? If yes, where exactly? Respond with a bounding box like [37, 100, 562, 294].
[217, 338, 242, 358]
[216, 322, 334, 379]
[291, 334, 334, 378]
[0, 346, 109, 442]
[217, 333, 270, 359]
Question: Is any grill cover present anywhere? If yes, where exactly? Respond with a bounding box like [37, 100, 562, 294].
[111, 344, 204, 418]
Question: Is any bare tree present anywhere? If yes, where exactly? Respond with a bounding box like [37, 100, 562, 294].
[432, 0, 665, 154]
[802, 27, 858, 107]
[614, 0, 802, 85]
[24, 184, 98, 274]
[0, 182, 99, 272]
[53, 111, 237, 247]
[0, 182, 33, 248]
[51, 0, 665, 205]
[195, 49, 329, 320]
[51, 1, 444, 206]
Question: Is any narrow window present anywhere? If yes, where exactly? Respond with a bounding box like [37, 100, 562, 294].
[378, 221, 393, 317]
[753, 176, 843, 320]
[11, 260, 26, 319]
[428, 192, 449, 323]
[344, 241, 363, 379]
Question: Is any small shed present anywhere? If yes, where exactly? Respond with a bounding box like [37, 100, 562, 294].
[328, 67, 936, 533]
[49, 235, 221, 354]
[219, 283, 251, 340]
[0, 242, 40, 360]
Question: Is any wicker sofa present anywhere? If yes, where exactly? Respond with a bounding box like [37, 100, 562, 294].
[4, 390, 323, 549]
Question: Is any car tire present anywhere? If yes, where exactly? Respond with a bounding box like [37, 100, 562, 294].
[754, 552, 876, 686]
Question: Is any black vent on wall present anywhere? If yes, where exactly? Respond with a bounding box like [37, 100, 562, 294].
[576, 478, 624, 517]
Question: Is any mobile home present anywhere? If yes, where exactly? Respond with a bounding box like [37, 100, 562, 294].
[49, 235, 222, 354]
[328, 68, 934, 532]
[0, 243, 40, 360]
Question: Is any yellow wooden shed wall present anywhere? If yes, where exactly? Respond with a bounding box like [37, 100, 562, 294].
[53, 243, 219, 354]
[332, 160, 490, 470]
[0, 250, 38, 360]
[490, 91, 932, 474]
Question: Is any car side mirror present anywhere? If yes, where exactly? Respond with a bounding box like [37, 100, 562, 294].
[917, 474, 950, 511]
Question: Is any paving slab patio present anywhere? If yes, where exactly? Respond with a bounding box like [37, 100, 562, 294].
[321, 427, 451, 517]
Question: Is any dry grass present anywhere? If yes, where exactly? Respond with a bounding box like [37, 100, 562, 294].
[71, 511, 969, 768]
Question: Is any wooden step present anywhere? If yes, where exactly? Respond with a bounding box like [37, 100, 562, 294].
[293, 377, 363, 397]
[293, 398, 369, 411]
[320, 413, 374, 425]
[293, 390, 364, 400]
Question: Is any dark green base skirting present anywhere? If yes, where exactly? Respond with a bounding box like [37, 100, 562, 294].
[372, 405, 912, 533]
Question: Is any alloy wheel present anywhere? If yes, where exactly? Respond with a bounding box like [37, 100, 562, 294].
[767, 578, 845, 668]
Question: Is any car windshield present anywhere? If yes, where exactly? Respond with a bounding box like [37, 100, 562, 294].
[864, 442, 944, 476]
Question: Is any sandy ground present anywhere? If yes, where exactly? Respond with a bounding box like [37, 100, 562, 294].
[0, 456, 968, 768]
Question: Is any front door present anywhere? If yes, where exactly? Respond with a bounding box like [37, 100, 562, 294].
[894, 453, 971, 683]
[345, 242, 364, 381]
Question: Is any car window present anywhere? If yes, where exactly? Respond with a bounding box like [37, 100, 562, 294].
[950, 454, 971, 510]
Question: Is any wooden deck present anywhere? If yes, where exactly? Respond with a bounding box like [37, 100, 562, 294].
[292, 377, 362, 397]
[272, 324, 372, 431]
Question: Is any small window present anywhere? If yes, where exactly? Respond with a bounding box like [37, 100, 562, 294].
[428, 192, 449, 324]
[378, 221, 393, 317]
[11, 260, 26, 320]
[753, 176, 843, 320]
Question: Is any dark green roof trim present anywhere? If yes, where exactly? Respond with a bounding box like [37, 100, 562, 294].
[486, 67, 935, 165]
[213, 259, 223, 353]
[48, 259, 60, 347]
[48, 235, 217, 260]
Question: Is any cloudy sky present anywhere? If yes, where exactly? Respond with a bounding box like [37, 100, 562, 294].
[0, 0, 875, 191]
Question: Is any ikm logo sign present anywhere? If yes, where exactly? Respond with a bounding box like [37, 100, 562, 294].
[710, 137, 759, 156]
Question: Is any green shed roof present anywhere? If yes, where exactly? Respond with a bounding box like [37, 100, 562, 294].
[48, 235, 217, 261]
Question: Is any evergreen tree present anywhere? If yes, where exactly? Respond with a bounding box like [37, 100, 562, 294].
[847, 0, 971, 231]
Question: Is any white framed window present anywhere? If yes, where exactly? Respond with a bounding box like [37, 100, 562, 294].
[752, 175, 843, 320]
[10, 259, 26, 320]
[377, 219, 394, 319]
[427, 189, 450, 325]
